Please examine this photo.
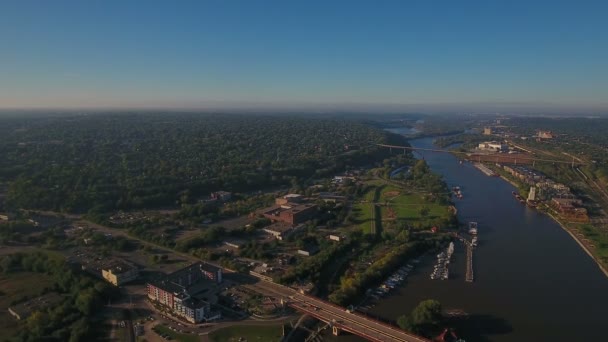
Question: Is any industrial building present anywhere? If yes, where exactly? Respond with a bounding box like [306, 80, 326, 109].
[8, 293, 64, 320]
[262, 222, 304, 240]
[259, 202, 318, 225]
[275, 193, 304, 205]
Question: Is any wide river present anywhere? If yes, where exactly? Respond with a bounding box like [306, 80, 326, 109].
[328, 136, 608, 342]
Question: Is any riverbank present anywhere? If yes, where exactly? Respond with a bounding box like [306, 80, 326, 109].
[370, 135, 608, 342]
[420, 139, 608, 280]
[546, 212, 608, 279]
[492, 165, 608, 279]
[497, 175, 520, 190]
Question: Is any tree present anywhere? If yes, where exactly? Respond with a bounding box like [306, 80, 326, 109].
[419, 206, 430, 220]
[397, 299, 442, 336]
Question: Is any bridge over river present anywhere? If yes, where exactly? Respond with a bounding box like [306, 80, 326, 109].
[245, 280, 430, 342]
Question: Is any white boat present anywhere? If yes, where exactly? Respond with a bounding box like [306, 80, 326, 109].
[468, 222, 478, 235]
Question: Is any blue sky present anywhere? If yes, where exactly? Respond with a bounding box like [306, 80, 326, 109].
[1, 0, 607, 113]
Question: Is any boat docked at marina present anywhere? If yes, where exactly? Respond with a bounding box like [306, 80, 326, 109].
[468, 221, 478, 235]
[452, 186, 464, 199]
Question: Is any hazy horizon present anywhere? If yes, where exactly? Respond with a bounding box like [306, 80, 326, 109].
[2, 1, 607, 113]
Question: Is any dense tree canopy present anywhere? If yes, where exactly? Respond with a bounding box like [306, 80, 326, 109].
[0, 252, 117, 342]
[397, 299, 443, 336]
[0, 113, 400, 213]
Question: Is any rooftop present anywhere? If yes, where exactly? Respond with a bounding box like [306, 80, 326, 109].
[264, 222, 294, 233]
[150, 262, 221, 294]
[9, 292, 64, 320]
[103, 261, 137, 274]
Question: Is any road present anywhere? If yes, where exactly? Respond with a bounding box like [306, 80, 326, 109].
[32, 212, 425, 341]
[244, 281, 431, 342]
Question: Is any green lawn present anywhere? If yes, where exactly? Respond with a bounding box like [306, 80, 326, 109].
[354, 181, 452, 233]
[380, 192, 449, 227]
[379, 185, 403, 200]
[579, 224, 608, 264]
[153, 324, 200, 342]
[208, 324, 283, 342]
[351, 184, 381, 234]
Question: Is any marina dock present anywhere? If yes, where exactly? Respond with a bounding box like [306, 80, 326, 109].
[465, 243, 474, 282]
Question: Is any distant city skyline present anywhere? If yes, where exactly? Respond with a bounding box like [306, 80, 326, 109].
[1, 0, 607, 114]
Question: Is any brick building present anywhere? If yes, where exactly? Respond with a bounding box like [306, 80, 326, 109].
[259, 203, 317, 225]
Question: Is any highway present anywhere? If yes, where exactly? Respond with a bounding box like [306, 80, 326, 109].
[245, 280, 431, 342]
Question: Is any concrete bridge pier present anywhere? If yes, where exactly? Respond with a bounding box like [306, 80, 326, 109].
[332, 326, 340, 336]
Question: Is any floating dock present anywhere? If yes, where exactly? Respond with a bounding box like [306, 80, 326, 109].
[465, 244, 474, 282]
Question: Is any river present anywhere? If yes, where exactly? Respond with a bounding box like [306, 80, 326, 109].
[327, 136, 608, 342]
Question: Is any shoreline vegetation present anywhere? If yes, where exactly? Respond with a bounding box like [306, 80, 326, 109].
[546, 212, 608, 278]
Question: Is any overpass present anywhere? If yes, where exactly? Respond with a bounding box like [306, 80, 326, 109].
[245, 280, 431, 342]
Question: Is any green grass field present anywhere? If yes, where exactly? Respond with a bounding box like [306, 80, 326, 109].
[208, 324, 283, 342]
[380, 189, 449, 227]
[153, 324, 200, 342]
[579, 224, 608, 264]
[352, 180, 450, 233]
[0, 272, 54, 339]
[351, 184, 382, 234]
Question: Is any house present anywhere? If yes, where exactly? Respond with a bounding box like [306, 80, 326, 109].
[102, 261, 139, 286]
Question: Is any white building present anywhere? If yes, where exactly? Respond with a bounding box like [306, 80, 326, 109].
[478, 141, 508, 152]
